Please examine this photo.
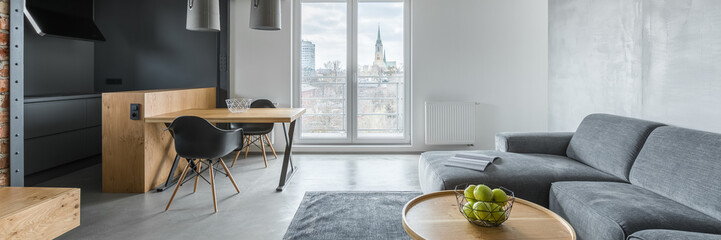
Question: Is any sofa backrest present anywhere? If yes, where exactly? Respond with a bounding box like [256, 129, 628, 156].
[630, 126, 721, 220]
[566, 114, 664, 181]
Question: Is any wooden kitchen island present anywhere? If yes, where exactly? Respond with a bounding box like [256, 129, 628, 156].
[102, 88, 216, 193]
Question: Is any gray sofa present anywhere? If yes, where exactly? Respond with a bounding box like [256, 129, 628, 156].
[418, 114, 721, 240]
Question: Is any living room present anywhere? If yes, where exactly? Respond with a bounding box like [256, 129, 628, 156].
[1, 0, 720, 239]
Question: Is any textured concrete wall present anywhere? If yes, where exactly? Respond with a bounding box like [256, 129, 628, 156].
[641, 0, 721, 132]
[549, 0, 721, 133]
[549, 0, 643, 131]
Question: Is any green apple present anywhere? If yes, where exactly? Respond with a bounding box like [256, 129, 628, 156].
[464, 185, 477, 202]
[485, 202, 502, 212]
[462, 202, 477, 220]
[492, 188, 508, 206]
[472, 202, 492, 220]
[473, 184, 493, 202]
[466, 199, 477, 210]
[489, 209, 507, 223]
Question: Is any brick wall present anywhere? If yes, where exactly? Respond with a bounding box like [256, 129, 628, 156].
[0, 0, 9, 186]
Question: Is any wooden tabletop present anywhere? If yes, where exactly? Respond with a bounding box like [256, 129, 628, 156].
[0, 187, 81, 240]
[402, 191, 576, 240]
[144, 108, 306, 123]
[0, 187, 79, 217]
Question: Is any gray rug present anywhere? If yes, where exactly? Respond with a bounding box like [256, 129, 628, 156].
[283, 191, 422, 240]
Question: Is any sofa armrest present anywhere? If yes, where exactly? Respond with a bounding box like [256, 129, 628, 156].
[495, 132, 574, 156]
[628, 229, 721, 240]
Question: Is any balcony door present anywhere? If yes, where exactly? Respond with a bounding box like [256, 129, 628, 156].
[293, 0, 410, 144]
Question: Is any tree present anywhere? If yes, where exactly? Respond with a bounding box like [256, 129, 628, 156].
[324, 60, 343, 77]
[386, 66, 399, 77]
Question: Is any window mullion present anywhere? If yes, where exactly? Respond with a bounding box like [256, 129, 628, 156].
[347, 0, 358, 143]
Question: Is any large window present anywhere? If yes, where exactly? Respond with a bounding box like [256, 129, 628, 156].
[294, 0, 410, 144]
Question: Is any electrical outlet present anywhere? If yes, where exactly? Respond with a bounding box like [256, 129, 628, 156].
[130, 103, 141, 120]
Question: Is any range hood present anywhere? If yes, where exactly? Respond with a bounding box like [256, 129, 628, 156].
[24, 0, 105, 42]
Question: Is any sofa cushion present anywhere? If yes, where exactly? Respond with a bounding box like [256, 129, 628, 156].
[495, 132, 574, 156]
[549, 181, 721, 240]
[418, 151, 622, 207]
[628, 229, 721, 240]
[630, 126, 721, 221]
[566, 114, 664, 181]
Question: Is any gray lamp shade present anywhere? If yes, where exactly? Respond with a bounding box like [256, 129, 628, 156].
[186, 0, 221, 32]
[250, 0, 281, 31]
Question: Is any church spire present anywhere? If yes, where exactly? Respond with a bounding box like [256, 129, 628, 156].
[373, 24, 386, 71]
[376, 24, 382, 44]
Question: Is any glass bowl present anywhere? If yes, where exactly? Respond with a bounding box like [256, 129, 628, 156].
[225, 98, 253, 113]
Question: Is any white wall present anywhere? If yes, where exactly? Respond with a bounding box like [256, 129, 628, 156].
[230, 0, 549, 152]
[230, 0, 293, 150]
[412, 0, 548, 151]
[230, 0, 293, 105]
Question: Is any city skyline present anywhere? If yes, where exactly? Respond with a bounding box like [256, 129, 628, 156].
[301, 25, 400, 73]
[301, 2, 404, 70]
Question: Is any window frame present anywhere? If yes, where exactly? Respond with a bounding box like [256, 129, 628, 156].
[292, 0, 411, 145]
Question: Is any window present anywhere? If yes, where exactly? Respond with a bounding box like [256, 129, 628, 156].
[294, 0, 410, 144]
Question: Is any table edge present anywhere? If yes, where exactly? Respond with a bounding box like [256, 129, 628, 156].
[143, 108, 307, 123]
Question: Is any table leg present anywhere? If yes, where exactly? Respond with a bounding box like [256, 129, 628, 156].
[158, 157, 202, 192]
[276, 120, 297, 192]
[156, 154, 181, 192]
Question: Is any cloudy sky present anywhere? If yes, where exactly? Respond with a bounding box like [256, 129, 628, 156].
[301, 2, 404, 69]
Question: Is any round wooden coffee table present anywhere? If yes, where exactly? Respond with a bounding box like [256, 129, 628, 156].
[402, 191, 576, 240]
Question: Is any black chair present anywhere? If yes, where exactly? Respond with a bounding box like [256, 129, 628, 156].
[164, 116, 243, 213]
[230, 99, 278, 168]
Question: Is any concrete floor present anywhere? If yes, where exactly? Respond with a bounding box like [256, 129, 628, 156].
[35, 154, 421, 240]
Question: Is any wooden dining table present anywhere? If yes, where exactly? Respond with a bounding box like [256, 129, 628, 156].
[144, 108, 306, 191]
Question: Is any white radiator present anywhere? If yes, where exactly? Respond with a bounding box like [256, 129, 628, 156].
[424, 102, 477, 145]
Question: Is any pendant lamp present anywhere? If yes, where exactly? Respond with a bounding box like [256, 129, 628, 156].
[250, 0, 281, 30]
[186, 0, 221, 32]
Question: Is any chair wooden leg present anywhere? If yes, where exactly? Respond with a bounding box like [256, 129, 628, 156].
[231, 150, 241, 168]
[209, 159, 217, 213]
[165, 161, 192, 211]
[219, 158, 240, 193]
[264, 134, 278, 159]
[260, 136, 268, 168]
[244, 136, 251, 159]
[193, 159, 201, 193]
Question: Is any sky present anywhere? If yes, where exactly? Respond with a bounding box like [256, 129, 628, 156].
[301, 2, 404, 69]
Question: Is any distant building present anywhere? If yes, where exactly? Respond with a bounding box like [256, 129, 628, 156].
[372, 26, 386, 72]
[301, 40, 316, 73]
[301, 84, 318, 98]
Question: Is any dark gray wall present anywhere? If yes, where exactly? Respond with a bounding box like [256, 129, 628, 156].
[93, 0, 218, 92]
[24, 22, 95, 96]
[549, 0, 721, 133]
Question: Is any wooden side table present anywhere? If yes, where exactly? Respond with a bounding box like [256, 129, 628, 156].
[402, 191, 576, 240]
[0, 187, 80, 239]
